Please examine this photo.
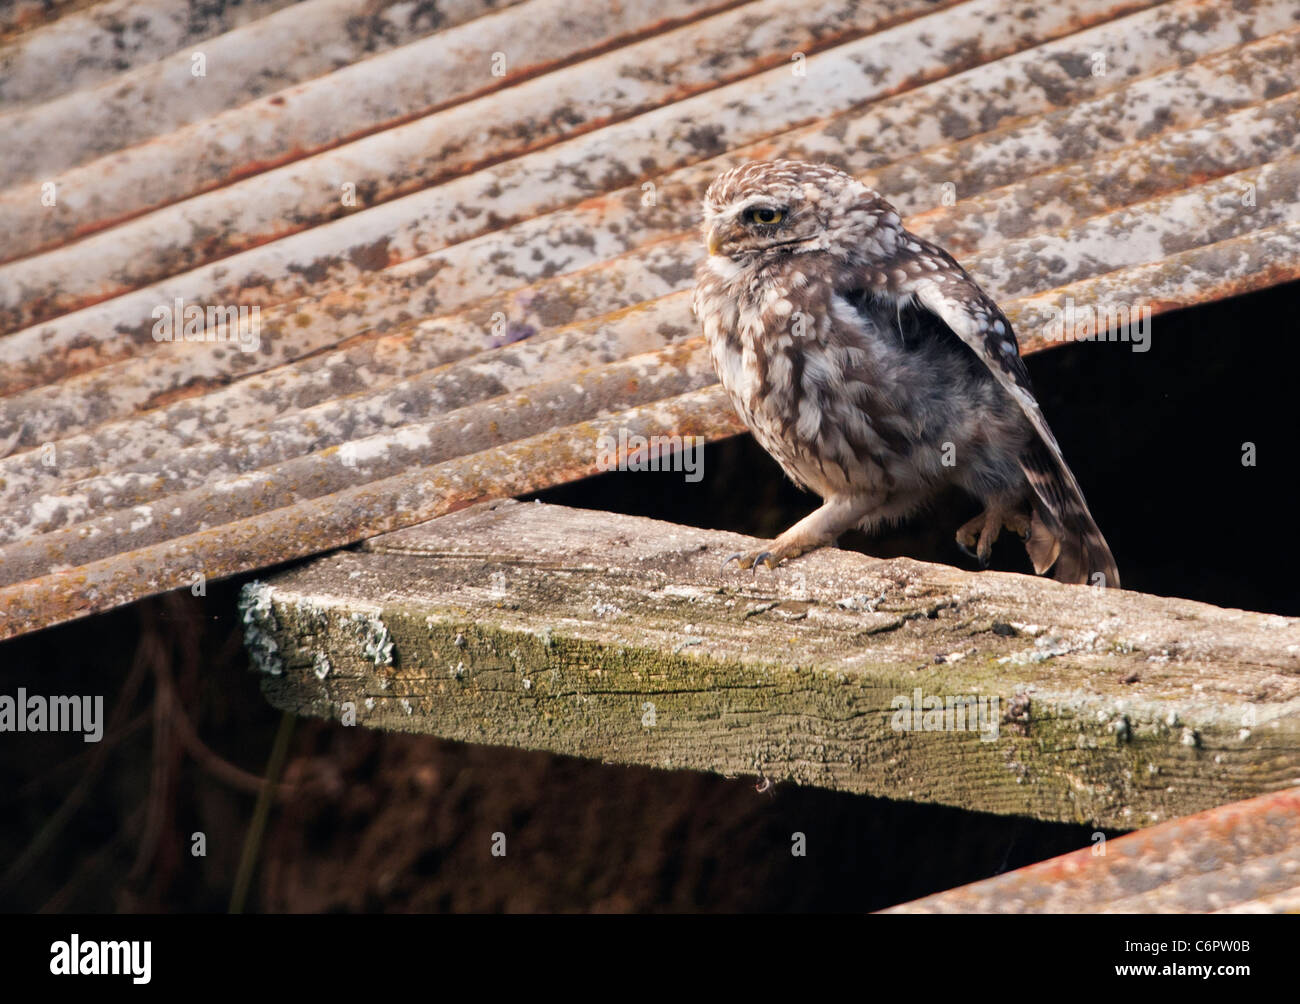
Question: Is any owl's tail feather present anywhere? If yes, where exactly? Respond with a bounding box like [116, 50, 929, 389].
[1021, 445, 1120, 588]
[1026, 506, 1119, 587]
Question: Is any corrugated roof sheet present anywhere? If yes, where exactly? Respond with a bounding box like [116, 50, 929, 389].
[3, 0, 1299, 639]
[886, 785, 1300, 913]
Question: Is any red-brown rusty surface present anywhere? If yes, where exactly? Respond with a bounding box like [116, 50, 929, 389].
[886, 786, 1300, 912]
[4, 0, 1295, 395]
[0, 0, 519, 189]
[1, 0, 1190, 332]
[0, 386, 747, 640]
[2, 0, 1300, 639]
[0, 0, 101, 39]
[0, 0, 301, 108]
[0, 0, 943, 264]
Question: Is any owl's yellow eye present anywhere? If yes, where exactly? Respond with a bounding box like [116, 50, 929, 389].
[746, 206, 785, 225]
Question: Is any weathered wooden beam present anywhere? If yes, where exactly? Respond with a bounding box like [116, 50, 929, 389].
[246, 500, 1300, 829]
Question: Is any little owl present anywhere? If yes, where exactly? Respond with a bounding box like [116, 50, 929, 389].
[692, 160, 1119, 587]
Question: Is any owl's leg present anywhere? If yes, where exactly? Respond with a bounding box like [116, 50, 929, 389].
[955, 503, 1030, 567]
[726, 496, 872, 571]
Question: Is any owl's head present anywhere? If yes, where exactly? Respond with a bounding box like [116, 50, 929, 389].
[700, 160, 895, 262]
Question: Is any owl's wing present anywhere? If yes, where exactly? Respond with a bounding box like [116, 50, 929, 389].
[896, 241, 1119, 587]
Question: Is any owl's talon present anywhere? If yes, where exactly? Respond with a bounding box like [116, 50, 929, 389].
[1004, 511, 1032, 540]
[955, 538, 989, 569]
[722, 547, 792, 572]
[957, 506, 1031, 569]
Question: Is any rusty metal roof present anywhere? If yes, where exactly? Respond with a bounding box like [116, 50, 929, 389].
[3, 0, 1300, 640]
[885, 785, 1300, 912]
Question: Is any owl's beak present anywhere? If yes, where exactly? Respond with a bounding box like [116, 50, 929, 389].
[707, 227, 722, 256]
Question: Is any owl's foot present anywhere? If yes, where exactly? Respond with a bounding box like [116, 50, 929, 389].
[722, 541, 817, 571]
[724, 498, 874, 572]
[956, 507, 1030, 567]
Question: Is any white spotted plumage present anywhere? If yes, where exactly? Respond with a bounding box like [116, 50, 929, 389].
[692, 159, 1119, 586]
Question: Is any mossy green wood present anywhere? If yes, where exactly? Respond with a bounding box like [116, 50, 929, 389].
[247, 500, 1300, 830]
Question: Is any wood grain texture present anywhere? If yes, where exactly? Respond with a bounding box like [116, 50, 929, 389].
[248, 500, 1300, 829]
